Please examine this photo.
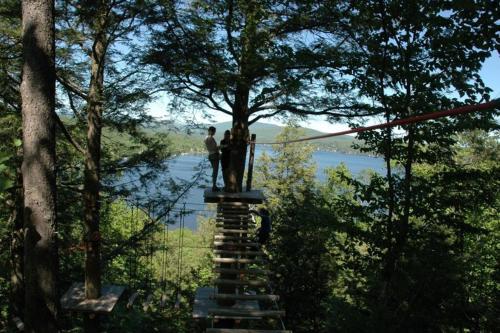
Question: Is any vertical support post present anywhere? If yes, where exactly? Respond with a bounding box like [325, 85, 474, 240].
[246, 134, 256, 191]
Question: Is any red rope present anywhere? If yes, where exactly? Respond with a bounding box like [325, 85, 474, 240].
[254, 99, 500, 145]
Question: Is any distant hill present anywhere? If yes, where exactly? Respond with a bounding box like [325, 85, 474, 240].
[152, 121, 361, 154]
[212, 121, 354, 145]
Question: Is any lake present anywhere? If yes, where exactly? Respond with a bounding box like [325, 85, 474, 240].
[163, 148, 385, 229]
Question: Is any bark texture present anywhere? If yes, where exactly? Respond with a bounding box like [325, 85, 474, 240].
[227, 84, 250, 192]
[83, 3, 107, 331]
[20, 0, 59, 331]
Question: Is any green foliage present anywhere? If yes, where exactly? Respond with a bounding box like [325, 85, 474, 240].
[145, 0, 363, 123]
[255, 125, 317, 209]
[252, 121, 499, 332]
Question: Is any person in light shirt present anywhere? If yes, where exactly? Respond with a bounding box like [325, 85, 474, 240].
[204, 126, 220, 191]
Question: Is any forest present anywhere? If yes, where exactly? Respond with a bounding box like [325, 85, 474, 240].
[0, 0, 499, 332]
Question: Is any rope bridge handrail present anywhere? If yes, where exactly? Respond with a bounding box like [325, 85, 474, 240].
[252, 99, 500, 145]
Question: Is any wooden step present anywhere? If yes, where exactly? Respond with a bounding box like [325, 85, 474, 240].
[213, 258, 261, 264]
[217, 218, 250, 222]
[215, 217, 253, 223]
[218, 209, 249, 213]
[215, 225, 253, 230]
[218, 202, 249, 206]
[216, 229, 251, 234]
[211, 316, 261, 320]
[218, 206, 249, 210]
[214, 241, 260, 247]
[213, 267, 270, 275]
[208, 308, 285, 318]
[210, 293, 279, 302]
[214, 279, 267, 287]
[217, 215, 250, 219]
[214, 235, 253, 240]
[213, 250, 264, 256]
[217, 210, 250, 213]
[205, 328, 292, 333]
[215, 221, 252, 225]
[217, 212, 250, 216]
[215, 224, 252, 228]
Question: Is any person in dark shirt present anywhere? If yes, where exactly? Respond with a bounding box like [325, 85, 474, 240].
[219, 130, 231, 191]
[251, 208, 271, 245]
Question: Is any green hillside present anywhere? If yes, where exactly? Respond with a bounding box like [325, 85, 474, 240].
[157, 121, 360, 154]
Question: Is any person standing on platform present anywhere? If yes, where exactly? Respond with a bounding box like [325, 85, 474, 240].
[204, 126, 220, 191]
[220, 130, 231, 191]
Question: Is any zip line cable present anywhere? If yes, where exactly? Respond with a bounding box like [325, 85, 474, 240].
[253, 99, 500, 145]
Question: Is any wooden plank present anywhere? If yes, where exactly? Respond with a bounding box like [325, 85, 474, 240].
[213, 267, 270, 275]
[217, 213, 249, 217]
[214, 279, 267, 287]
[204, 189, 265, 204]
[215, 224, 253, 228]
[215, 223, 252, 227]
[60, 282, 125, 313]
[214, 235, 253, 240]
[213, 258, 261, 264]
[215, 225, 253, 230]
[218, 202, 250, 207]
[207, 329, 291, 333]
[210, 293, 279, 302]
[216, 229, 250, 234]
[213, 241, 260, 247]
[215, 220, 252, 224]
[218, 210, 249, 213]
[193, 287, 260, 319]
[208, 308, 285, 318]
[216, 218, 252, 222]
[213, 250, 264, 256]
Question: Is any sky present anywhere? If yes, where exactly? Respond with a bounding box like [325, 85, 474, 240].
[147, 51, 500, 134]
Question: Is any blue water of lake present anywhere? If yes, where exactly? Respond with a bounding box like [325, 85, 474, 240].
[162, 148, 385, 229]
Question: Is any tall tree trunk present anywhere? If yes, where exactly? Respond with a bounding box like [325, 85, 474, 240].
[83, 4, 107, 332]
[227, 83, 249, 192]
[20, 0, 59, 331]
[226, 3, 256, 193]
[379, 110, 395, 303]
[380, 124, 415, 311]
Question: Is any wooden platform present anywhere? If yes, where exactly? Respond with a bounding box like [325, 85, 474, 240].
[193, 287, 260, 319]
[60, 282, 125, 313]
[204, 189, 265, 204]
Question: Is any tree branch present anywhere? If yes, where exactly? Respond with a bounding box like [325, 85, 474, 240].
[56, 72, 89, 99]
[53, 112, 85, 155]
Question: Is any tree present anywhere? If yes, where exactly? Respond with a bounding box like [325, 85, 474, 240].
[326, 0, 499, 315]
[20, 0, 59, 331]
[255, 126, 337, 332]
[55, 0, 168, 331]
[145, 0, 366, 191]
